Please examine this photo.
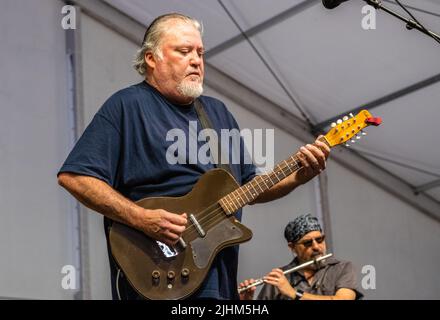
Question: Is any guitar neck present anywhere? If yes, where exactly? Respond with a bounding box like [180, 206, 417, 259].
[219, 136, 329, 215]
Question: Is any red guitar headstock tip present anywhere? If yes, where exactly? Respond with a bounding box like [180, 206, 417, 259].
[366, 117, 382, 126]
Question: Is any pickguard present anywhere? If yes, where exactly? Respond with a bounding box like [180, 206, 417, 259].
[190, 218, 243, 269]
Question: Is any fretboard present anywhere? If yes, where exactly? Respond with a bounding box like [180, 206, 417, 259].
[219, 136, 329, 215]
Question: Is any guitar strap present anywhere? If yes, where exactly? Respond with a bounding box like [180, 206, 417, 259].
[194, 98, 233, 175]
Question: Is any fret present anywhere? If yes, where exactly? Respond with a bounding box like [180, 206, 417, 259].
[267, 174, 277, 185]
[290, 155, 301, 170]
[232, 193, 241, 211]
[283, 160, 294, 175]
[240, 187, 249, 204]
[231, 190, 240, 207]
[259, 175, 269, 192]
[219, 152, 307, 216]
[283, 160, 289, 171]
[277, 158, 294, 180]
[244, 184, 253, 200]
[281, 162, 291, 177]
[224, 198, 233, 214]
[261, 174, 270, 189]
[219, 198, 230, 215]
[226, 194, 237, 212]
[239, 186, 251, 202]
[248, 181, 257, 199]
[233, 189, 245, 207]
[272, 169, 281, 182]
[277, 165, 287, 180]
[253, 176, 265, 193]
[278, 170, 286, 180]
[227, 198, 233, 213]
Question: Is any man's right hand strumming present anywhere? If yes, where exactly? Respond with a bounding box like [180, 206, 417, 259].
[58, 173, 187, 246]
[134, 209, 187, 246]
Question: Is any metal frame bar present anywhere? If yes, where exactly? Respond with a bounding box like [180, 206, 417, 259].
[314, 173, 333, 252]
[314, 73, 440, 132]
[217, 0, 315, 127]
[415, 179, 440, 194]
[355, 148, 440, 179]
[64, 2, 91, 300]
[206, 0, 319, 59]
[383, 0, 440, 19]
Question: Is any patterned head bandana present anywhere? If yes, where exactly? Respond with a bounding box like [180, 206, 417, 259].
[284, 214, 322, 243]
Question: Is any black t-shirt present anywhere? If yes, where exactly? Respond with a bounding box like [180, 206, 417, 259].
[58, 81, 257, 299]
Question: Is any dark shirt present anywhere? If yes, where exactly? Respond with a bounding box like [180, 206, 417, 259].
[257, 256, 364, 300]
[58, 81, 257, 299]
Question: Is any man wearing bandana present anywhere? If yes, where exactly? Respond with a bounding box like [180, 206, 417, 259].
[240, 214, 363, 300]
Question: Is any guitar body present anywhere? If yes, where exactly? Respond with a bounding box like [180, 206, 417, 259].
[109, 168, 253, 300]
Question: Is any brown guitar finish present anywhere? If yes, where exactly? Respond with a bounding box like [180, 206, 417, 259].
[109, 169, 253, 300]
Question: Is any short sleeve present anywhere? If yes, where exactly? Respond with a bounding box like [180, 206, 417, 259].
[335, 261, 364, 300]
[58, 112, 121, 187]
[257, 283, 279, 300]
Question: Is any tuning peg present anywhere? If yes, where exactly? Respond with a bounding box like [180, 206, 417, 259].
[349, 113, 354, 118]
[331, 122, 337, 128]
[361, 131, 367, 136]
[345, 143, 350, 147]
[356, 135, 361, 140]
[337, 119, 342, 124]
[343, 116, 349, 121]
[351, 139, 356, 143]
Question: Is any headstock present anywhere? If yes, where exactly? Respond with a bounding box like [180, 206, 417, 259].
[324, 110, 382, 147]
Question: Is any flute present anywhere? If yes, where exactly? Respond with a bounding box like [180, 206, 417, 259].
[238, 253, 333, 293]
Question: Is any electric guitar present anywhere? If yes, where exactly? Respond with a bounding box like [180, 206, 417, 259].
[109, 110, 382, 299]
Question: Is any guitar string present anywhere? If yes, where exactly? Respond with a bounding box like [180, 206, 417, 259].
[181, 156, 301, 237]
[183, 133, 343, 239]
[179, 136, 339, 239]
[183, 140, 329, 234]
[182, 158, 302, 238]
[181, 158, 302, 239]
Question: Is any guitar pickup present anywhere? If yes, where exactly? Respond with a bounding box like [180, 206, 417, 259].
[189, 214, 206, 237]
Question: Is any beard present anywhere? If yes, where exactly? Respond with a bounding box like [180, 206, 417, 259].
[309, 250, 326, 270]
[176, 78, 203, 99]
